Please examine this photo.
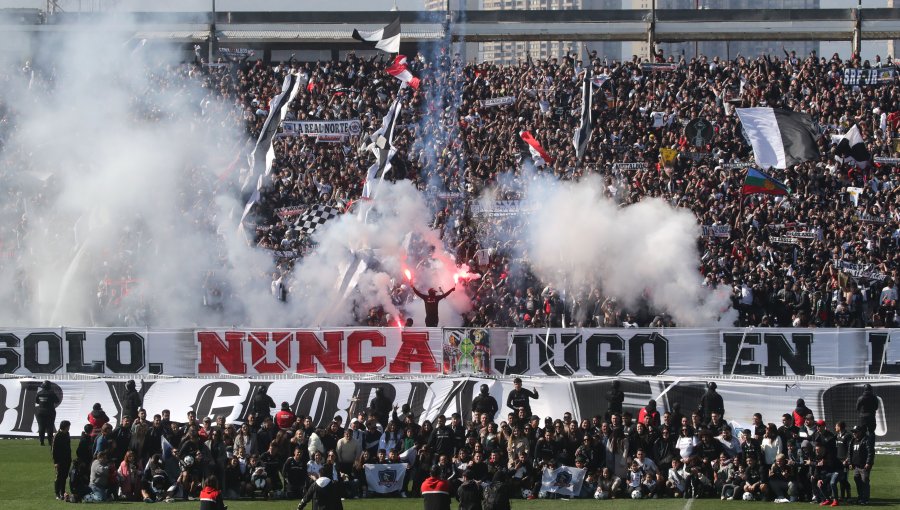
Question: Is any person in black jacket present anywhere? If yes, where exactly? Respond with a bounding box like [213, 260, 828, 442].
[471, 385, 498, 422]
[698, 382, 725, 422]
[298, 473, 343, 510]
[35, 380, 59, 446]
[369, 388, 392, 429]
[283, 447, 309, 498]
[605, 380, 624, 422]
[252, 387, 276, 430]
[52, 420, 72, 500]
[75, 424, 94, 467]
[412, 286, 456, 327]
[856, 384, 879, 437]
[506, 378, 539, 418]
[456, 470, 482, 510]
[122, 380, 142, 421]
[847, 425, 874, 505]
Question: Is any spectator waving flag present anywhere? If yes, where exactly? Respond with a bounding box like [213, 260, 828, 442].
[741, 168, 790, 196]
[293, 205, 341, 235]
[520, 130, 554, 167]
[736, 107, 820, 169]
[352, 18, 401, 54]
[386, 55, 420, 90]
[831, 124, 871, 169]
[573, 67, 593, 161]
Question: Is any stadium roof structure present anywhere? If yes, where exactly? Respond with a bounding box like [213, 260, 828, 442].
[3, 8, 900, 53]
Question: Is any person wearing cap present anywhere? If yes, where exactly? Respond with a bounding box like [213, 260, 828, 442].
[698, 382, 725, 423]
[276, 402, 297, 430]
[472, 384, 499, 422]
[506, 378, 539, 419]
[856, 384, 879, 438]
[122, 380, 142, 422]
[847, 425, 873, 505]
[35, 380, 59, 447]
[422, 465, 451, 510]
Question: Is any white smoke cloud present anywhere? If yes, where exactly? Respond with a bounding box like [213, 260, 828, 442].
[491, 174, 734, 327]
[284, 180, 470, 327]
[0, 22, 274, 327]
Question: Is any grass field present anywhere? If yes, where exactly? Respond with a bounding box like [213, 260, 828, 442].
[3, 439, 899, 509]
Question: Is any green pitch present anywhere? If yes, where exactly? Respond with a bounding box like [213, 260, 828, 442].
[3, 439, 899, 509]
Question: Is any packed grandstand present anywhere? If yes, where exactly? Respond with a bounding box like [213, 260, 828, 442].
[0, 7, 897, 508]
[1, 38, 898, 330]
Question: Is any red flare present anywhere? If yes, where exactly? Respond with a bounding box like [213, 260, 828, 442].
[403, 269, 412, 281]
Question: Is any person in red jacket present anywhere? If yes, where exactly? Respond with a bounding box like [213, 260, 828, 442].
[199, 475, 226, 510]
[87, 403, 109, 439]
[421, 465, 451, 510]
[275, 402, 297, 430]
[638, 399, 661, 429]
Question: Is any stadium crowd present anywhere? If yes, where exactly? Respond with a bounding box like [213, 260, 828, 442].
[44, 378, 879, 505]
[233, 47, 900, 330]
[2, 46, 900, 328]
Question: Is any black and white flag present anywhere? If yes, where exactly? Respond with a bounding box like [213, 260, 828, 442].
[352, 18, 401, 54]
[362, 96, 402, 198]
[293, 205, 340, 235]
[574, 67, 593, 161]
[736, 107, 820, 169]
[831, 124, 870, 169]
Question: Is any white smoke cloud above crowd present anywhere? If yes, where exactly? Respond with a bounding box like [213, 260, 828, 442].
[0, 20, 468, 328]
[485, 174, 734, 327]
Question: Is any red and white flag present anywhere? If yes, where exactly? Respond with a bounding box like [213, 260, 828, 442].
[386, 55, 420, 90]
[520, 130, 554, 166]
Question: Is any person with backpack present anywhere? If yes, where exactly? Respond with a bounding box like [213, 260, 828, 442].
[482, 470, 511, 510]
[457, 470, 483, 510]
[422, 465, 451, 510]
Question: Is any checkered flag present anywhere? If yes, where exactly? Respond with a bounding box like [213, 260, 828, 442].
[293, 205, 340, 235]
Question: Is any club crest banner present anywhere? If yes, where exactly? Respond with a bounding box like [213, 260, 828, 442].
[365, 463, 407, 493]
[540, 466, 585, 497]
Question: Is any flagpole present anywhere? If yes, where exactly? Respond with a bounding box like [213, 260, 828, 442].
[734, 168, 748, 230]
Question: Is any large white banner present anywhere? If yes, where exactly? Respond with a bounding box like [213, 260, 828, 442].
[540, 466, 585, 497]
[195, 328, 443, 375]
[1, 377, 896, 440]
[492, 328, 900, 378]
[0, 328, 195, 375]
[365, 463, 407, 493]
[1, 327, 899, 378]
